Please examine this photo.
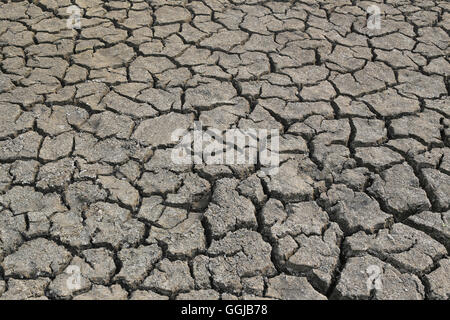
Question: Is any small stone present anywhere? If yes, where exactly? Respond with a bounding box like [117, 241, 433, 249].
[143, 259, 194, 296]
[130, 290, 169, 300]
[207, 229, 276, 294]
[352, 118, 387, 147]
[84, 202, 145, 249]
[132, 113, 194, 147]
[265, 160, 314, 202]
[148, 212, 205, 258]
[114, 245, 162, 289]
[176, 290, 220, 300]
[204, 178, 257, 239]
[266, 275, 326, 300]
[98, 175, 140, 209]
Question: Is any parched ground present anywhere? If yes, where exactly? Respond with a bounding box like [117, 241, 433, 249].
[0, 0, 449, 300]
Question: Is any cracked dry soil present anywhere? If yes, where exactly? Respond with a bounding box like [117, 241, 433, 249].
[0, 0, 449, 300]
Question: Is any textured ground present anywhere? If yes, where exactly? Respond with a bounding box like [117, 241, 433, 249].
[0, 0, 449, 300]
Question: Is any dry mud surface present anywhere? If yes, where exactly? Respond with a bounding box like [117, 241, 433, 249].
[0, 0, 449, 300]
